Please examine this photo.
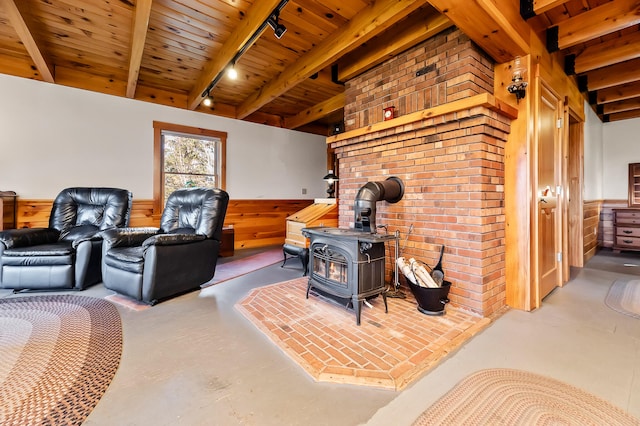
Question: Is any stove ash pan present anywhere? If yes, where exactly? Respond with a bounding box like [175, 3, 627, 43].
[303, 230, 392, 325]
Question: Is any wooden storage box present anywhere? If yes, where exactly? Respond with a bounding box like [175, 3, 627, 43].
[285, 200, 338, 248]
[0, 191, 17, 230]
[220, 226, 235, 257]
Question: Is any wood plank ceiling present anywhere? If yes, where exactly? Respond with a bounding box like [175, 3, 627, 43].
[524, 0, 640, 122]
[0, 0, 638, 135]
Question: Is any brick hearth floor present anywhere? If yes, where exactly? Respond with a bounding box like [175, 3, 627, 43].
[236, 277, 492, 390]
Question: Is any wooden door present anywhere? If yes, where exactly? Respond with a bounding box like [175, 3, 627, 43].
[537, 84, 563, 302]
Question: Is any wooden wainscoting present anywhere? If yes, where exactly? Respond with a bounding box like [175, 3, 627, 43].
[225, 199, 314, 249]
[17, 199, 157, 229]
[16, 198, 314, 250]
[583, 200, 602, 263]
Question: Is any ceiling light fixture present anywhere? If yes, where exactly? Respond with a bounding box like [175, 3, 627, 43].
[202, 90, 214, 107]
[267, 11, 287, 39]
[227, 63, 238, 80]
[199, 0, 289, 107]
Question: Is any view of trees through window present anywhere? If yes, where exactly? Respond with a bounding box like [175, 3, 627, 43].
[162, 131, 220, 202]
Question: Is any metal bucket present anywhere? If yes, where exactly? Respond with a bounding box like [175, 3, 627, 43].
[403, 276, 451, 315]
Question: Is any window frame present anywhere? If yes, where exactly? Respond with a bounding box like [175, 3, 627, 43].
[153, 121, 227, 216]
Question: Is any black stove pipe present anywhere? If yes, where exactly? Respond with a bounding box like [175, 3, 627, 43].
[354, 176, 404, 233]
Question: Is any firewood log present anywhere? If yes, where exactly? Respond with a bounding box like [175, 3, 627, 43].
[409, 258, 440, 288]
[396, 257, 416, 284]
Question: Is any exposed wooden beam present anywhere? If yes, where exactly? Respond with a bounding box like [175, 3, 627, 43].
[606, 108, 640, 122]
[1, 0, 54, 83]
[294, 122, 331, 136]
[533, 0, 571, 15]
[187, 0, 282, 111]
[574, 31, 640, 74]
[284, 93, 345, 129]
[585, 58, 640, 91]
[56, 66, 126, 97]
[428, 0, 529, 63]
[126, 0, 153, 98]
[338, 10, 452, 82]
[596, 81, 640, 104]
[235, 0, 431, 119]
[555, 0, 640, 50]
[602, 97, 640, 115]
[243, 111, 284, 128]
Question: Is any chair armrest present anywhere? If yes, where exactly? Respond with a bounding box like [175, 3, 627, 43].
[101, 227, 160, 248]
[142, 233, 206, 248]
[63, 225, 103, 248]
[0, 228, 60, 249]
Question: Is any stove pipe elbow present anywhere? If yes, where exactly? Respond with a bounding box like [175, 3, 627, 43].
[354, 177, 404, 233]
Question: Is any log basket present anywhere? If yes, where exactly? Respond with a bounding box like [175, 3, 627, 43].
[400, 256, 451, 316]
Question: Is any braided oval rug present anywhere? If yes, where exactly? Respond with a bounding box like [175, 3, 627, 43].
[0, 295, 122, 426]
[606, 279, 640, 319]
[413, 369, 640, 426]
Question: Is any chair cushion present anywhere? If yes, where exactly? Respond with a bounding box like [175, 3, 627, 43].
[160, 188, 229, 239]
[60, 224, 100, 242]
[2, 242, 74, 266]
[49, 187, 132, 233]
[104, 246, 145, 274]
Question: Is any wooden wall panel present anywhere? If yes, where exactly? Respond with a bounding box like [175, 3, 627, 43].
[225, 199, 314, 249]
[16, 198, 314, 250]
[583, 200, 602, 263]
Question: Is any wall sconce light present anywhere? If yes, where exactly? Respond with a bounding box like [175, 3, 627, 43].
[507, 56, 528, 102]
[323, 170, 339, 198]
[202, 90, 214, 107]
[267, 11, 287, 39]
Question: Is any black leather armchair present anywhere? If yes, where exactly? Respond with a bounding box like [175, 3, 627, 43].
[0, 187, 132, 290]
[101, 187, 229, 305]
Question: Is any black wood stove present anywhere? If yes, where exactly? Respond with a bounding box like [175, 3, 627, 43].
[302, 177, 404, 325]
[302, 227, 395, 325]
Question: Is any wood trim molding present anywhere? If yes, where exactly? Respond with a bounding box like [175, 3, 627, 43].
[327, 93, 518, 144]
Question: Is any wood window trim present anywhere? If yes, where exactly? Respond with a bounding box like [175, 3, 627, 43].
[153, 121, 227, 216]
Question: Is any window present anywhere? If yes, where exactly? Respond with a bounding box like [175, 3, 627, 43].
[153, 122, 226, 213]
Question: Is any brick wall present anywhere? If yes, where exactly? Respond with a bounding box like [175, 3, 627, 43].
[344, 27, 494, 131]
[334, 28, 509, 317]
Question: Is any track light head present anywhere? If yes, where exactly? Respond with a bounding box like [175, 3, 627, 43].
[267, 12, 287, 39]
[227, 64, 238, 80]
[202, 90, 214, 107]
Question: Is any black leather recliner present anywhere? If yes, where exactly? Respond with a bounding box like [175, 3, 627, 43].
[0, 187, 132, 290]
[100, 187, 229, 305]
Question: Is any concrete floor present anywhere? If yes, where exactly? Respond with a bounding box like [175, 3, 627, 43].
[2, 248, 640, 425]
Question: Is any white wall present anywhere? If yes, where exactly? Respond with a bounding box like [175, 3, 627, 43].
[0, 74, 328, 200]
[602, 115, 640, 200]
[583, 100, 604, 201]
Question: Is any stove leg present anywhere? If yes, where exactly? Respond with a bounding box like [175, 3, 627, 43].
[382, 292, 388, 313]
[306, 281, 311, 299]
[354, 298, 362, 326]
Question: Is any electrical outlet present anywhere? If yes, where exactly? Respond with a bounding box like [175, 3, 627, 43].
[302, 188, 307, 194]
